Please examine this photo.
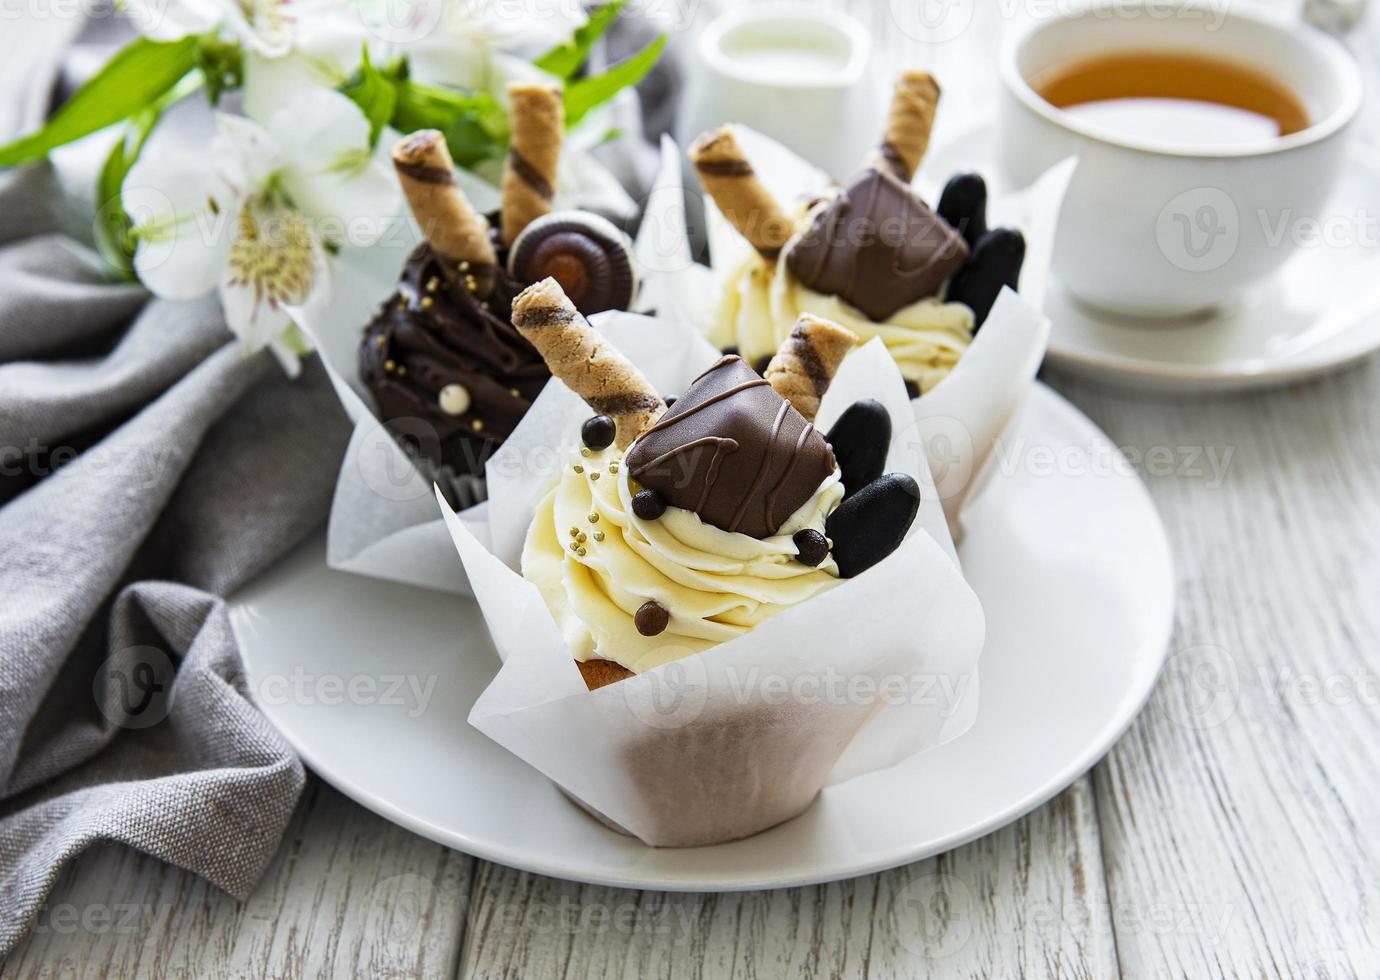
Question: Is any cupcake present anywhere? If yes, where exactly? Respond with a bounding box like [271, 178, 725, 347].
[439, 284, 984, 846]
[360, 84, 639, 506]
[692, 71, 1027, 397]
[510, 278, 922, 690]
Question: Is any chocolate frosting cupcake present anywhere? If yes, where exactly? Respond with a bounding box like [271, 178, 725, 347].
[359, 239, 549, 479]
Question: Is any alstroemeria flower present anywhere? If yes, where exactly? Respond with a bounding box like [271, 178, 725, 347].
[124, 0, 308, 56]
[123, 88, 400, 372]
[400, 0, 588, 91]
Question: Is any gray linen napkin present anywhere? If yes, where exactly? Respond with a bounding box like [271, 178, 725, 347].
[0, 162, 351, 954]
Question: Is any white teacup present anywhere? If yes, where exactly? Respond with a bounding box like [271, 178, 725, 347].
[676, 6, 879, 181]
[997, 2, 1362, 318]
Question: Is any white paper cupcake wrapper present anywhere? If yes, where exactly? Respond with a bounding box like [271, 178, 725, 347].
[438, 311, 985, 847]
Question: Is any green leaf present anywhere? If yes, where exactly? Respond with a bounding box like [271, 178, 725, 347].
[0, 36, 198, 167]
[562, 33, 665, 128]
[340, 47, 397, 147]
[391, 79, 507, 168]
[93, 74, 203, 279]
[535, 0, 626, 80]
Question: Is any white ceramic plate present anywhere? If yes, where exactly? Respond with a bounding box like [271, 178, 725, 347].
[926, 124, 1380, 392]
[229, 384, 1173, 891]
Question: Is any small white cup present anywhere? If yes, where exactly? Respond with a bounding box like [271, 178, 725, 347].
[997, 2, 1362, 318]
[676, 6, 878, 181]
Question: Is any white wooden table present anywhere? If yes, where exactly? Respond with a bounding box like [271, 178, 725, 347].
[6, 2, 1380, 976]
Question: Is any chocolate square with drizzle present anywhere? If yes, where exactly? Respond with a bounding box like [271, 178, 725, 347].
[625, 356, 835, 539]
[785, 167, 969, 322]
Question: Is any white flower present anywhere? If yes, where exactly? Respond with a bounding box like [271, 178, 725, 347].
[124, 89, 400, 373]
[125, 0, 296, 55]
[241, 7, 381, 122]
[399, 0, 588, 91]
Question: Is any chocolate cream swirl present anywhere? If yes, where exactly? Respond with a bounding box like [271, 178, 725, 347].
[360, 242, 549, 478]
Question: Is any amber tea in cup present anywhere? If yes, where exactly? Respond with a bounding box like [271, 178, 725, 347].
[1032, 50, 1311, 148]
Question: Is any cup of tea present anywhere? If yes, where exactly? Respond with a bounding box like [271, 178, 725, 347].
[997, 2, 1363, 318]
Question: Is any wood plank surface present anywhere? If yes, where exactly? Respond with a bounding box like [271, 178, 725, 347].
[0, 782, 473, 979]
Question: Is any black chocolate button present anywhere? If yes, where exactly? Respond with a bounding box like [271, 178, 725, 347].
[947, 227, 1026, 329]
[937, 172, 989, 251]
[826, 400, 890, 499]
[825, 473, 921, 578]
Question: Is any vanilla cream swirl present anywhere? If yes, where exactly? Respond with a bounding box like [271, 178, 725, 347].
[522, 445, 844, 674]
[711, 249, 974, 396]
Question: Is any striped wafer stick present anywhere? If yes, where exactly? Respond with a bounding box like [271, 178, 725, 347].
[764, 314, 858, 421]
[501, 84, 564, 246]
[689, 126, 794, 260]
[867, 70, 941, 182]
[392, 130, 497, 289]
[512, 278, 666, 448]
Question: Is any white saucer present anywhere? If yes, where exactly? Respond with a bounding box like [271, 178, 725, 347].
[229, 384, 1173, 891]
[926, 124, 1380, 392]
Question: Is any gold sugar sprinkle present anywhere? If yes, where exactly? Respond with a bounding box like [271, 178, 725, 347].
[396, 365, 407, 377]
[576, 546, 587, 556]
[590, 472, 600, 481]
[569, 527, 579, 537]
[576, 532, 587, 543]
[420, 296, 434, 310]
[588, 513, 599, 524]
[383, 359, 396, 373]
[593, 531, 605, 542]
[374, 336, 385, 349]
[509, 388, 520, 398]
[580, 447, 591, 458]
[608, 462, 619, 474]
[459, 261, 470, 272]
[573, 464, 584, 474]
[464, 276, 478, 291]
[470, 419, 484, 431]
[426, 277, 439, 292]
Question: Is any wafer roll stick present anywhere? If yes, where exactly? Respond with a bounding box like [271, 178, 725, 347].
[502, 84, 565, 246]
[512, 278, 666, 447]
[764, 314, 858, 421]
[690, 126, 794, 260]
[868, 70, 941, 182]
[393, 131, 497, 289]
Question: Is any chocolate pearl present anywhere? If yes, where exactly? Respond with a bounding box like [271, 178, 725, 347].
[437, 382, 471, 417]
[632, 488, 666, 520]
[792, 529, 829, 566]
[582, 414, 616, 451]
[826, 400, 891, 499]
[825, 473, 921, 578]
[635, 600, 670, 636]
